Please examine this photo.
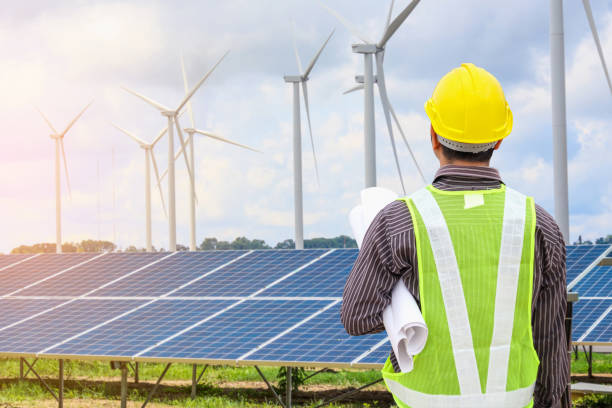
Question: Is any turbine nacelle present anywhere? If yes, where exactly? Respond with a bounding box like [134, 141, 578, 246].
[352, 43, 379, 54]
[283, 75, 303, 83]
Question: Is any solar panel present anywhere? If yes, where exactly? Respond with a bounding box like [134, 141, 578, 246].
[0, 299, 145, 354]
[17, 252, 168, 297]
[172, 249, 329, 297]
[44, 299, 235, 358]
[256, 249, 358, 298]
[91, 251, 248, 297]
[138, 299, 332, 361]
[0, 254, 37, 270]
[243, 302, 387, 366]
[0, 253, 99, 296]
[573, 266, 612, 298]
[0, 299, 66, 329]
[571, 298, 612, 342]
[566, 244, 611, 287]
[0, 244, 608, 369]
[581, 307, 612, 344]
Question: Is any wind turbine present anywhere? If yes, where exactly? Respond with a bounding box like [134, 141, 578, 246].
[111, 123, 170, 252]
[122, 51, 228, 251]
[37, 101, 93, 254]
[177, 55, 261, 251]
[284, 28, 334, 250]
[322, 0, 425, 193]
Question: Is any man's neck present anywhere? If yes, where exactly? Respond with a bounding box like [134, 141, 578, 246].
[438, 159, 491, 168]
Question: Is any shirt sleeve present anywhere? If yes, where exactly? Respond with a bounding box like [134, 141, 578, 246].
[532, 208, 570, 408]
[341, 205, 404, 336]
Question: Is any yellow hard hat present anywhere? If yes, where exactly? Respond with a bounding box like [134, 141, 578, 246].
[425, 63, 513, 145]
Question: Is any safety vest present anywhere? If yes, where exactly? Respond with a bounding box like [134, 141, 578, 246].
[382, 184, 539, 408]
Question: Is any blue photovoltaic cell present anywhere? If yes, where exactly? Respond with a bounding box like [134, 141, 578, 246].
[256, 249, 358, 298]
[173, 250, 328, 297]
[566, 245, 611, 285]
[582, 308, 612, 343]
[571, 299, 612, 342]
[0, 253, 98, 296]
[245, 302, 387, 364]
[357, 342, 391, 365]
[0, 299, 66, 329]
[0, 299, 144, 354]
[573, 266, 612, 298]
[0, 254, 36, 269]
[91, 251, 247, 297]
[141, 299, 330, 360]
[45, 299, 234, 357]
[18, 252, 168, 296]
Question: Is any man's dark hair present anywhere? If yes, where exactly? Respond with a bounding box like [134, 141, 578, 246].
[440, 144, 495, 163]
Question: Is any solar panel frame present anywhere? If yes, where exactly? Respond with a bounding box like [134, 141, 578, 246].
[0, 253, 40, 271]
[567, 244, 612, 290]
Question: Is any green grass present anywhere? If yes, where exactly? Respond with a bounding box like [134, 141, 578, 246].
[0, 354, 609, 407]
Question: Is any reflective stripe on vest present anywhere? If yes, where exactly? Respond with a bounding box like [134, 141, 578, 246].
[383, 186, 537, 407]
[386, 378, 535, 408]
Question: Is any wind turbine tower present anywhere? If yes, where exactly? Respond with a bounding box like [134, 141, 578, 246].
[122, 52, 228, 251]
[284, 28, 334, 250]
[323, 0, 424, 192]
[111, 123, 169, 252]
[179, 55, 261, 251]
[37, 102, 93, 253]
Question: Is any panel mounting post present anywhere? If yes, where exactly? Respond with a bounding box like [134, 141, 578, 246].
[191, 364, 197, 399]
[19, 358, 24, 380]
[286, 366, 292, 408]
[58, 359, 64, 408]
[121, 363, 128, 408]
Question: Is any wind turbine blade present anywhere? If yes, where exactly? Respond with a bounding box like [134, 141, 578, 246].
[301, 81, 320, 187]
[176, 50, 229, 113]
[180, 54, 196, 128]
[376, 54, 426, 184]
[343, 84, 365, 95]
[150, 151, 168, 218]
[121, 86, 171, 112]
[192, 129, 262, 153]
[582, 0, 612, 95]
[174, 116, 195, 191]
[319, 1, 372, 44]
[110, 123, 148, 146]
[292, 21, 304, 75]
[375, 53, 406, 194]
[384, 0, 395, 33]
[60, 100, 93, 137]
[151, 127, 168, 147]
[36, 107, 59, 134]
[303, 29, 335, 79]
[60, 138, 72, 200]
[378, 0, 420, 48]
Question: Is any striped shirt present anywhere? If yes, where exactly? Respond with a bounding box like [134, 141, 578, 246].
[341, 165, 569, 408]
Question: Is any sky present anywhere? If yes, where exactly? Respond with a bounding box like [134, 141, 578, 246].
[0, 0, 611, 253]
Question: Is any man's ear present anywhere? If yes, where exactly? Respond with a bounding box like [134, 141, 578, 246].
[494, 139, 503, 150]
[430, 125, 440, 149]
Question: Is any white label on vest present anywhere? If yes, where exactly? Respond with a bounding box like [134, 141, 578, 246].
[464, 193, 484, 209]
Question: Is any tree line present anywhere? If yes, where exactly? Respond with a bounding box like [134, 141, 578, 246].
[9, 235, 357, 254]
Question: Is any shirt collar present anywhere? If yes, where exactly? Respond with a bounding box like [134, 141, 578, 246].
[433, 165, 503, 183]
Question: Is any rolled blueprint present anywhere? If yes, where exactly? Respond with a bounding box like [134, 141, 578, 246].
[348, 187, 428, 373]
[383, 280, 428, 372]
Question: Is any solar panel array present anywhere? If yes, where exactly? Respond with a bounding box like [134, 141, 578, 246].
[0, 249, 387, 368]
[0, 243, 609, 369]
[566, 245, 612, 344]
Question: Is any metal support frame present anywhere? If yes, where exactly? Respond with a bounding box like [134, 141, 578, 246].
[141, 362, 172, 408]
[254, 365, 286, 408]
[286, 366, 292, 408]
[303, 367, 335, 382]
[313, 378, 383, 408]
[191, 364, 208, 399]
[121, 363, 128, 408]
[128, 361, 139, 383]
[21, 357, 39, 379]
[59, 359, 64, 408]
[21, 358, 63, 406]
[582, 345, 593, 377]
[19, 358, 24, 379]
